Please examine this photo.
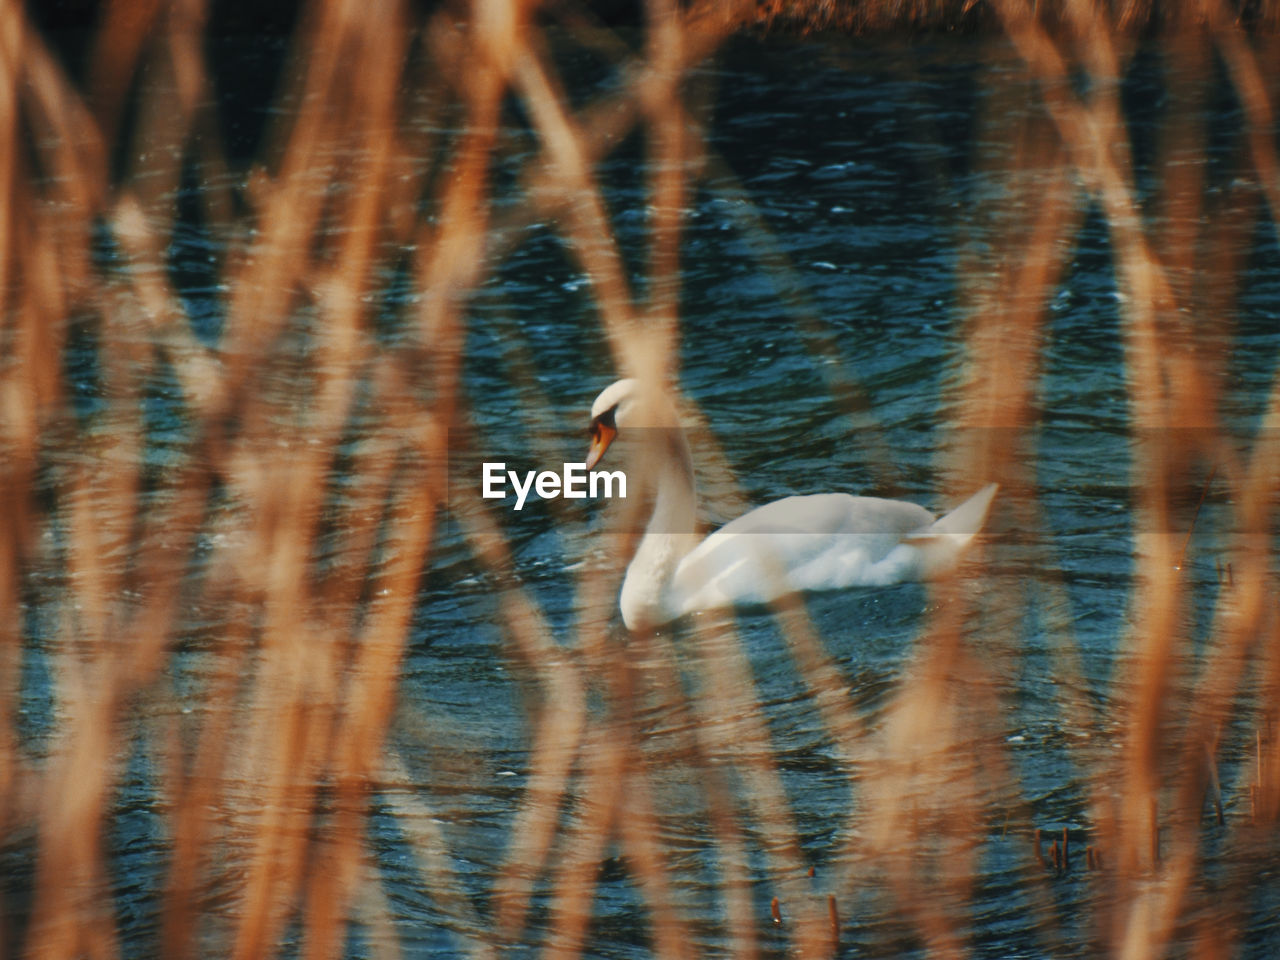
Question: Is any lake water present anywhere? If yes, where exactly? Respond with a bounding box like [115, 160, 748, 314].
[17, 22, 1280, 960]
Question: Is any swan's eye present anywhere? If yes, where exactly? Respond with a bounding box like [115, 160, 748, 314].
[587, 405, 618, 438]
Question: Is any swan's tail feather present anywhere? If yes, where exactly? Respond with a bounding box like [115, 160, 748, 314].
[930, 482, 999, 539]
[904, 483, 998, 578]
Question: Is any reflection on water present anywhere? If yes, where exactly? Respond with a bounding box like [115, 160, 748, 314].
[10, 10, 1280, 960]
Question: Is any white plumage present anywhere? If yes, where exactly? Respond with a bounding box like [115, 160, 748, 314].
[585, 379, 997, 630]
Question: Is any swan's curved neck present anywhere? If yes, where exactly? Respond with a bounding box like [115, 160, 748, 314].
[645, 428, 696, 538]
[620, 428, 697, 627]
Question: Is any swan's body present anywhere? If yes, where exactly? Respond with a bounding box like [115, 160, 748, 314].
[586, 379, 997, 630]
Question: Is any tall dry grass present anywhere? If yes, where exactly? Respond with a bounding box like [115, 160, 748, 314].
[0, 0, 1277, 958]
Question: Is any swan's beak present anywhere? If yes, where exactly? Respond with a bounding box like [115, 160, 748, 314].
[585, 418, 616, 470]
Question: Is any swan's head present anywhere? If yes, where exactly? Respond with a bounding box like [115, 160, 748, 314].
[586, 378, 684, 469]
[585, 378, 639, 470]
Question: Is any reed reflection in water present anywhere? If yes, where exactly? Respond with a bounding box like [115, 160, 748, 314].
[2, 0, 1279, 957]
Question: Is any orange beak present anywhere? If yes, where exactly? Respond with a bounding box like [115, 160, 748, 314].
[585, 419, 616, 470]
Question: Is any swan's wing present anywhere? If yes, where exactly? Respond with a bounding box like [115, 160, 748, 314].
[710, 493, 934, 538]
[670, 494, 936, 612]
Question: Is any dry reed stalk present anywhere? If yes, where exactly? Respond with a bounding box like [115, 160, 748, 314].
[220, 11, 415, 955]
[508, 28, 647, 377]
[644, 0, 689, 364]
[352, 853, 402, 960]
[472, 503, 588, 944]
[540, 726, 627, 959]
[381, 754, 498, 960]
[303, 432, 436, 960]
[15, 6, 208, 944]
[824, 57, 1084, 938]
[608, 670, 694, 960]
[485, 24, 756, 524]
[953, 43, 1101, 766]
[1262, 619, 1280, 821]
[469, 9, 823, 951]
[691, 147, 901, 490]
[859, 580, 1028, 960]
[685, 614, 835, 954]
[989, 4, 1280, 958]
[1210, 3, 1280, 232]
[996, 0, 1168, 906]
[640, 632, 762, 960]
[159, 588, 256, 960]
[16, 0, 453, 954]
[6, 0, 1280, 957]
[486, 1, 749, 277]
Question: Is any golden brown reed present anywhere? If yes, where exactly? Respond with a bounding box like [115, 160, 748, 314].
[1, 0, 1278, 958]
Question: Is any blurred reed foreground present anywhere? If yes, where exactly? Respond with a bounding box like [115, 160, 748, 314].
[2, 0, 1280, 957]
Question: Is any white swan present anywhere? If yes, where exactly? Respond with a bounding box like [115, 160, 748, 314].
[585, 378, 998, 630]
